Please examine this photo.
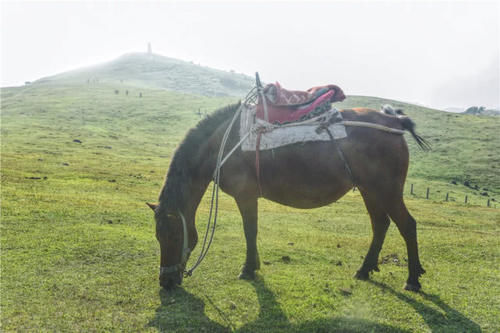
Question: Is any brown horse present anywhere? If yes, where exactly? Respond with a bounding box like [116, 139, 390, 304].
[147, 103, 427, 291]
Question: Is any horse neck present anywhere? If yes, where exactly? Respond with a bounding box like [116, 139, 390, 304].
[160, 118, 231, 220]
[183, 150, 218, 220]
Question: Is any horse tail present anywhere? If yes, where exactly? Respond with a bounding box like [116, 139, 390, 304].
[381, 105, 431, 151]
[399, 116, 431, 151]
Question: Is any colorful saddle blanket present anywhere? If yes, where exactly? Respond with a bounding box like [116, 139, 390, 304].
[256, 82, 346, 124]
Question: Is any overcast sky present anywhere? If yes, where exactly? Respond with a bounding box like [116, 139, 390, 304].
[1, 1, 499, 109]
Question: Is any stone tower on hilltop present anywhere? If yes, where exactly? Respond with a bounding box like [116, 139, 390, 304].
[147, 42, 152, 55]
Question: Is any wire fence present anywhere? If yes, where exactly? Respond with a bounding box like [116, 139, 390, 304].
[406, 183, 497, 208]
[352, 184, 497, 208]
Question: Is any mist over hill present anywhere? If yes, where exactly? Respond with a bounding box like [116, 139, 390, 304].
[34, 52, 254, 97]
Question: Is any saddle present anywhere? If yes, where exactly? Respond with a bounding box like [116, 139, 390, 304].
[256, 82, 346, 124]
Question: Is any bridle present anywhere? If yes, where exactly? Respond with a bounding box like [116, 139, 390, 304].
[159, 210, 191, 275]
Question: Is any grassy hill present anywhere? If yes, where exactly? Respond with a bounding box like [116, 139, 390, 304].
[33, 52, 254, 97]
[1, 81, 499, 331]
[336, 96, 500, 198]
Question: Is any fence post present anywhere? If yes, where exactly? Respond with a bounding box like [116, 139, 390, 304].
[410, 184, 414, 195]
[487, 199, 490, 207]
[426, 188, 429, 199]
[465, 195, 468, 204]
[445, 193, 449, 201]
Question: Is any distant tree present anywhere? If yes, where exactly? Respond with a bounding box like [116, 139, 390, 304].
[139, 92, 143, 98]
[114, 89, 119, 95]
[468, 106, 486, 114]
[465, 106, 475, 113]
[25, 81, 31, 85]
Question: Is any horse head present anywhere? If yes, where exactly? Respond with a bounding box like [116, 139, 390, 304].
[147, 202, 192, 290]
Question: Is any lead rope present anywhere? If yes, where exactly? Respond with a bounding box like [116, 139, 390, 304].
[185, 88, 258, 277]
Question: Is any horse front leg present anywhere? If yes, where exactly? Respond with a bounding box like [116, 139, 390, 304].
[235, 196, 260, 280]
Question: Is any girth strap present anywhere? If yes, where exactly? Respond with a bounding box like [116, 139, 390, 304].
[324, 127, 356, 186]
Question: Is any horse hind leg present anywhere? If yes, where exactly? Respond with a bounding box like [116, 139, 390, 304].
[386, 198, 426, 292]
[235, 196, 260, 280]
[355, 191, 391, 280]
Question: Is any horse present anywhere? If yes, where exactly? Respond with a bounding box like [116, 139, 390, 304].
[147, 102, 428, 292]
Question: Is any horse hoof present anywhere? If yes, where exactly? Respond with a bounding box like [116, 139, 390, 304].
[354, 270, 369, 280]
[239, 270, 256, 280]
[404, 282, 421, 292]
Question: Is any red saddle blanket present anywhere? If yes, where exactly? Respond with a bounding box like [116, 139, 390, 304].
[256, 82, 345, 124]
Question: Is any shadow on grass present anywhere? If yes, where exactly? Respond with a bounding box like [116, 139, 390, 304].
[368, 280, 481, 332]
[237, 277, 409, 333]
[148, 277, 408, 332]
[147, 288, 231, 332]
[148, 279, 480, 332]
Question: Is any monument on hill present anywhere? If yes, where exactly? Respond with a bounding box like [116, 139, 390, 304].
[147, 42, 152, 55]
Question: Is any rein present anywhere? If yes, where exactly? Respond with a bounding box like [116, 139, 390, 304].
[182, 87, 258, 277]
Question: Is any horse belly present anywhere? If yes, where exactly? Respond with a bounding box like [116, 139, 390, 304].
[259, 150, 352, 208]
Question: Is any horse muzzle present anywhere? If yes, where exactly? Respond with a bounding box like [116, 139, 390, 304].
[159, 211, 191, 289]
[159, 266, 184, 289]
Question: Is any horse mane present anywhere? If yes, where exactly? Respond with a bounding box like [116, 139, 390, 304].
[158, 102, 241, 213]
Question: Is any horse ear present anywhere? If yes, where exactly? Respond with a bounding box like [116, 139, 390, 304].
[146, 202, 158, 211]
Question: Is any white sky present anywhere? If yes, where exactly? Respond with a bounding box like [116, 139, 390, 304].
[1, 1, 499, 109]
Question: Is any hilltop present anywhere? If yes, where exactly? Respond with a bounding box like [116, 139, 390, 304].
[34, 52, 254, 97]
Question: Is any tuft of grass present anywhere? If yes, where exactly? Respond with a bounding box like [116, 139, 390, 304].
[1, 83, 499, 332]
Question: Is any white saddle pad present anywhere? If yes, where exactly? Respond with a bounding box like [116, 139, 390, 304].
[240, 105, 347, 151]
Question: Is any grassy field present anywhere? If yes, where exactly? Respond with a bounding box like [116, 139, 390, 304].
[1, 82, 499, 332]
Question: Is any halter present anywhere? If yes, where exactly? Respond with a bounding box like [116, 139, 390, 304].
[159, 210, 191, 275]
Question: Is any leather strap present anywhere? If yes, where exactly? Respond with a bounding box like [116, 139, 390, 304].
[255, 131, 263, 197]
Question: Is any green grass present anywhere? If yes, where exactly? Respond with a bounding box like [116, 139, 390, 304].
[1, 83, 499, 332]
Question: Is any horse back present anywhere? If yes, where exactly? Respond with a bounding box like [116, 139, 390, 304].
[340, 108, 405, 130]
